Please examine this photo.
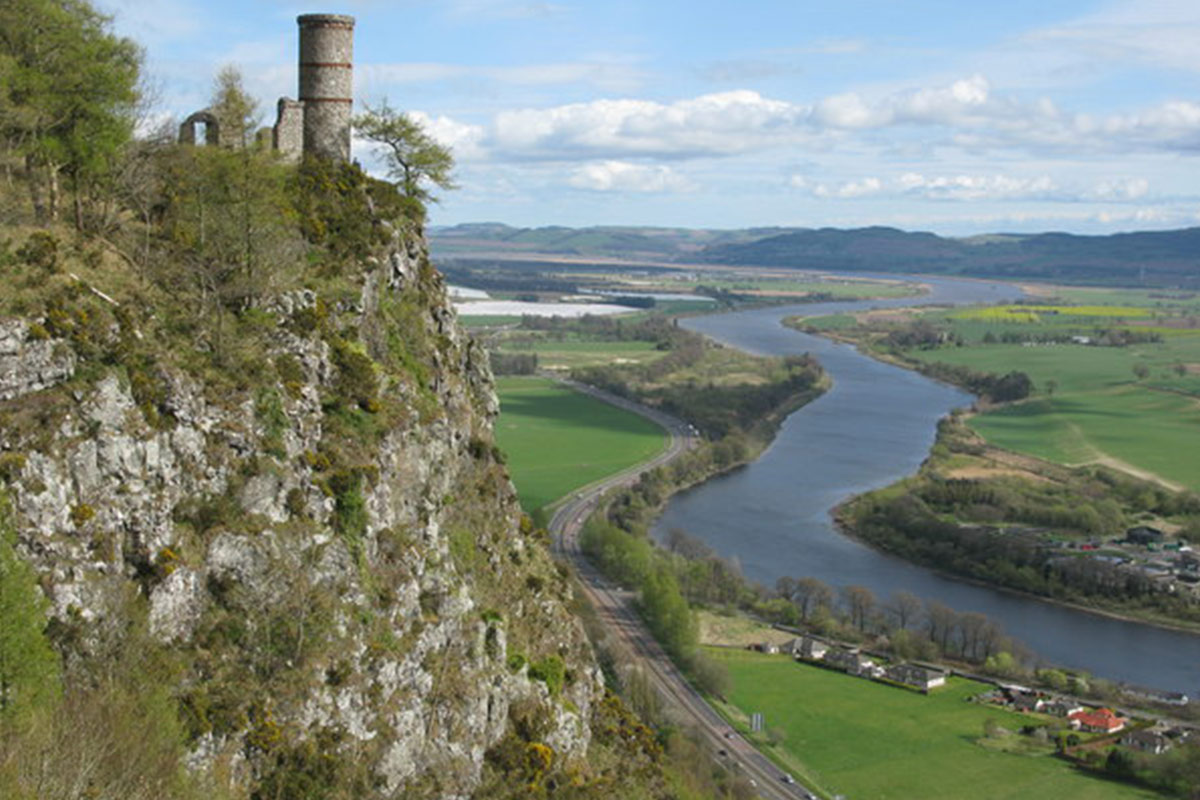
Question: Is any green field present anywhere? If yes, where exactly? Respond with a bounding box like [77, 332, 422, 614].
[458, 314, 521, 328]
[495, 338, 664, 370]
[712, 649, 1155, 800]
[494, 376, 667, 511]
[912, 339, 1200, 489]
[1047, 287, 1200, 312]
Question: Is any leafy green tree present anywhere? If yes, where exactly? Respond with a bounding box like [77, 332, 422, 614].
[209, 64, 259, 149]
[157, 104, 302, 357]
[353, 100, 456, 204]
[0, 495, 60, 726]
[639, 565, 696, 662]
[0, 0, 141, 225]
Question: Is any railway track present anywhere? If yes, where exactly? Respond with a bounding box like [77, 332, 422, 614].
[545, 381, 818, 800]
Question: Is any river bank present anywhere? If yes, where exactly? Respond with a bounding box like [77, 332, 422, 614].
[832, 496, 1200, 638]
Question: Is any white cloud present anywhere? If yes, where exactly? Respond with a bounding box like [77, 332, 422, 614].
[408, 111, 488, 160]
[897, 172, 1057, 201]
[1090, 177, 1150, 201]
[473, 75, 1200, 162]
[789, 172, 1156, 205]
[491, 90, 804, 158]
[793, 176, 884, 199]
[567, 161, 694, 193]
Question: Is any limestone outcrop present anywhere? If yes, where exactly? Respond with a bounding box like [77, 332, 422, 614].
[0, 227, 599, 797]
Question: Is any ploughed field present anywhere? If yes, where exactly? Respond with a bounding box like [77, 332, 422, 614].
[710, 649, 1157, 800]
[494, 376, 666, 511]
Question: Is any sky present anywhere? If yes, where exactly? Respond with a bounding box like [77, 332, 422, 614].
[94, 0, 1200, 236]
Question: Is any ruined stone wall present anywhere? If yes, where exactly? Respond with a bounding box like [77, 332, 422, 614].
[298, 13, 354, 162]
[272, 98, 304, 162]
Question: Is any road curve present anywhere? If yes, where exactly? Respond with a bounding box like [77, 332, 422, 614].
[545, 378, 818, 800]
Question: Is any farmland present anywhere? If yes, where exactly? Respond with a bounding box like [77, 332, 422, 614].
[710, 649, 1156, 800]
[493, 337, 666, 371]
[908, 309, 1200, 490]
[493, 376, 667, 511]
[795, 294, 1200, 491]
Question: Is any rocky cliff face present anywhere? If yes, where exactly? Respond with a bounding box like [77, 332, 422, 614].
[0, 223, 602, 797]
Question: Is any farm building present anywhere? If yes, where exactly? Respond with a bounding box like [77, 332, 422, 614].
[1069, 707, 1127, 734]
[1043, 699, 1085, 717]
[885, 663, 947, 691]
[1121, 728, 1173, 755]
[796, 636, 829, 660]
[824, 647, 880, 678]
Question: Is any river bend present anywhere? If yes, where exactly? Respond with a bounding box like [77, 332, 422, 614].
[652, 277, 1200, 695]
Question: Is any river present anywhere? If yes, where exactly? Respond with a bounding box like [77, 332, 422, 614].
[652, 276, 1200, 696]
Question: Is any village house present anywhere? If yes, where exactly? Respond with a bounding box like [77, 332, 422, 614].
[1069, 707, 1127, 734]
[796, 636, 828, 661]
[1042, 699, 1085, 718]
[885, 663, 947, 691]
[823, 647, 879, 677]
[1121, 727, 1173, 755]
[1012, 692, 1045, 714]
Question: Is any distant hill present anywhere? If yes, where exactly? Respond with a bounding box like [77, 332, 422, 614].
[431, 223, 1200, 287]
[430, 222, 791, 261]
[699, 226, 1200, 286]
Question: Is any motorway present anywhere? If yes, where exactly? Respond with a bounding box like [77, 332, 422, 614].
[546, 379, 818, 800]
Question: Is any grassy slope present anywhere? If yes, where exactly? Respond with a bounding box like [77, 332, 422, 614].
[711, 649, 1156, 800]
[494, 376, 667, 511]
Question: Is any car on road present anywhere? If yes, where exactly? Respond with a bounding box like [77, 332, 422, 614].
[781, 773, 795, 784]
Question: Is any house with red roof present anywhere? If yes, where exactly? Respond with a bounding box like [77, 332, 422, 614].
[1069, 707, 1127, 734]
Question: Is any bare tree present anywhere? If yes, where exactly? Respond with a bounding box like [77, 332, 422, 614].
[925, 600, 959, 655]
[794, 577, 833, 623]
[665, 527, 714, 561]
[841, 585, 877, 633]
[887, 589, 923, 631]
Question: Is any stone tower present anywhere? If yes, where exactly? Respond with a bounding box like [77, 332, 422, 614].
[189, 13, 357, 162]
[297, 13, 355, 162]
